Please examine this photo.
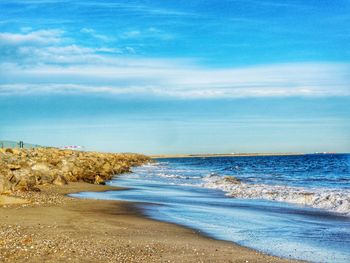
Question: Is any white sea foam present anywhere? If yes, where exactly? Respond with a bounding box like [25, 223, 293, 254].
[202, 175, 350, 215]
[156, 173, 200, 180]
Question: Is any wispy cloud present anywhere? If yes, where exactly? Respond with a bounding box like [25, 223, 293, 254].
[6, 0, 71, 4]
[241, 0, 316, 10]
[80, 28, 112, 42]
[1, 62, 349, 98]
[0, 29, 63, 46]
[0, 29, 349, 99]
[121, 27, 174, 40]
[0, 29, 131, 64]
[75, 2, 193, 17]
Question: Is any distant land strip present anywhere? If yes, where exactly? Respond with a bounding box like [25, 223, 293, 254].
[151, 152, 327, 158]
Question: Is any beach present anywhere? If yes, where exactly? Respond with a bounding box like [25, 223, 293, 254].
[80, 155, 349, 263]
[0, 182, 295, 263]
[1, 149, 349, 262]
[1, 0, 348, 262]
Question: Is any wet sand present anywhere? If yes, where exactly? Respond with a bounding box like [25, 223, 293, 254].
[0, 182, 299, 262]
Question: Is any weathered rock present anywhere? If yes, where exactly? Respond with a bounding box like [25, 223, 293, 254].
[4, 148, 14, 154]
[11, 168, 32, 184]
[94, 175, 105, 185]
[15, 174, 37, 191]
[0, 147, 150, 194]
[0, 176, 12, 193]
[223, 176, 241, 184]
[53, 175, 68, 186]
[7, 164, 21, 171]
[31, 163, 51, 173]
[36, 174, 55, 185]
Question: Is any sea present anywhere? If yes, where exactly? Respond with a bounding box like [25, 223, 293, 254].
[71, 154, 350, 263]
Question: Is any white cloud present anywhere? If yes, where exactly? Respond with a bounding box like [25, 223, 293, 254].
[0, 29, 349, 99]
[122, 30, 141, 39]
[1, 62, 349, 98]
[125, 47, 136, 54]
[121, 28, 174, 40]
[0, 29, 63, 46]
[75, 2, 193, 17]
[80, 28, 111, 42]
[0, 29, 129, 64]
[6, 0, 195, 18]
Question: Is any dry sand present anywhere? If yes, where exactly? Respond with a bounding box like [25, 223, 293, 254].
[0, 182, 299, 263]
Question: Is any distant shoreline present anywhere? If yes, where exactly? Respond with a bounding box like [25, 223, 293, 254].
[150, 152, 345, 159]
[151, 152, 306, 158]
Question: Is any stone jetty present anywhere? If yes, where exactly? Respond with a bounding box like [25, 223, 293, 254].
[0, 148, 150, 194]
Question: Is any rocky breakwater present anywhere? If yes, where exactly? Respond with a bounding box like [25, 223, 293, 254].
[0, 148, 150, 194]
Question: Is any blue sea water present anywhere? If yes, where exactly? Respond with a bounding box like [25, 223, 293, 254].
[71, 154, 350, 263]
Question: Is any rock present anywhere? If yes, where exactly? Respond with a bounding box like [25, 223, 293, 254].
[31, 163, 51, 173]
[4, 148, 20, 155]
[7, 164, 21, 171]
[223, 176, 241, 184]
[15, 175, 37, 191]
[4, 148, 14, 154]
[11, 168, 32, 183]
[53, 175, 68, 186]
[94, 175, 105, 185]
[0, 147, 150, 194]
[0, 176, 12, 193]
[37, 174, 55, 185]
[101, 162, 112, 173]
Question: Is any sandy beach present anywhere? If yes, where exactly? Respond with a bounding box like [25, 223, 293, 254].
[1, 0, 348, 261]
[0, 182, 298, 263]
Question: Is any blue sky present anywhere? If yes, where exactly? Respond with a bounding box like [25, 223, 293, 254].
[0, 0, 349, 154]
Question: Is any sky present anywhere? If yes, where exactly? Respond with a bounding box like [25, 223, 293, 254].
[0, 0, 349, 154]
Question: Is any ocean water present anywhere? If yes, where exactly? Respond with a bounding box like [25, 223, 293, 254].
[71, 154, 350, 263]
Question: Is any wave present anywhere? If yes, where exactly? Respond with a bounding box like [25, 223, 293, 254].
[202, 175, 350, 215]
[156, 173, 201, 180]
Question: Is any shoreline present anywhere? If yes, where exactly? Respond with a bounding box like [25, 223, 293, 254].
[0, 182, 298, 263]
[150, 152, 307, 159]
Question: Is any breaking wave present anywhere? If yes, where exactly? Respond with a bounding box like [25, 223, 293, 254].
[202, 175, 350, 215]
[156, 173, 201, 180]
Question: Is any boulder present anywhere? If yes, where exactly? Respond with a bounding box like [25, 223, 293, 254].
[31, 163, 51, 173]
[94, 175, 105, 185]
[223, 176, 241, 184]
[0, 147, 150, 194]
[7, 164, 21, 171]
[15, 175, 37, 191]
[36, 174, 55, 185]
[0, 176, 12, 194]
[53, 175, 68, 186]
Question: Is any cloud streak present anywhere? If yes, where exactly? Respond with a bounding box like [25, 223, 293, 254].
[0, 29, 63, 46]
[80, 28, 112, 42]
[121, 28, 174, 40]
[0, 29, 349, 99]
[1, 62, 349, 98]
[13, 0, 193, 17]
